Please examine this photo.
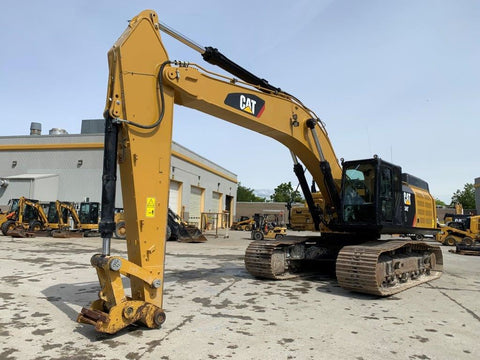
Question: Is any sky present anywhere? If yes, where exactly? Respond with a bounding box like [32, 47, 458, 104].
[1, 0, 478, 203]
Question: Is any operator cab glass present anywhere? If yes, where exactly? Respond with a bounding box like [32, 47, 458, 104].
[8, 198, 20, 213]
[340, 157, 403, 234]
[342, 162, 376, 223]
[47, 202, 58, 223]
[79, 202, 100, 224]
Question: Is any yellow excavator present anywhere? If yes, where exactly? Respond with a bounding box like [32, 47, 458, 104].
[49, 201, 100, 237]
[288, 191, 325, 231]
[2, 197, 100, 237]
[77, 10, 443, 334]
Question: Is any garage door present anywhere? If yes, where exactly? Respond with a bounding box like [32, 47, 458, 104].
[211, 191, 221, 213]
[189, 186, 203, 226]
[169, 181, 181, 214]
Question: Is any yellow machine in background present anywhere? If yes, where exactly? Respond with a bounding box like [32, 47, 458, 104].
[1, 197, 51, 236]
[77, 10, 442, 334]
[1, 197, 103, 237]
[231, 216, 256, 231]
[50, 201, 100, 237]
[0, 198, 19, 230]
[250, 214, 287, 240]
[289, 192, 324, 231]
[436, 215, 480, 246]
[113, 208, 126, 239]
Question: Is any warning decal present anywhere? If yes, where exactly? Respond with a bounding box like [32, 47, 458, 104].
[146, 197, 156, 218]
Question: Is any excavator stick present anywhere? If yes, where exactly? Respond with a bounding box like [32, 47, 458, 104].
[78, 10, 171, 334]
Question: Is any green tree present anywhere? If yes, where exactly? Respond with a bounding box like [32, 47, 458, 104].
[450, 183, 475, 209]
[270, 182, 303, 202]
[237, 183, 265, 202]
[435, 198, 447, 207]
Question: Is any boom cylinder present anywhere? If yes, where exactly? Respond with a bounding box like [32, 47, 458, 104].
[158, 21, 283, 94]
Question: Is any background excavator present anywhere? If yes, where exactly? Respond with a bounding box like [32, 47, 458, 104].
[50, 201, 101, 237]
[77, 10, 443, 334]
[2, 197, 102, 237]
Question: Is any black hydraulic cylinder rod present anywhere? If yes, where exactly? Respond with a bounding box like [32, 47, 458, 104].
[319, 161, 341, 215]
[158, 22, 284, 94]
[293, 163, 321, 231]
[202, 47, 282, 94]
[99, 115, 119, 243]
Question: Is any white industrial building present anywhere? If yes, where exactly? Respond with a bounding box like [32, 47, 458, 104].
[0, 120, 237, 226]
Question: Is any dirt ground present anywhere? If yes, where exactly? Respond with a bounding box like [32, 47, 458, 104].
[0, 230, 478, 360]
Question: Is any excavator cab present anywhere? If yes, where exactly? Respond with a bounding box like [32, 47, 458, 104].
[339, 157, 435, 237]
[7, 198, 20, 214]
[19, 199, 40, 224]
[46, 202, 68, 224]
[340, 157, 402, 235]
[78, 202, 100, 225]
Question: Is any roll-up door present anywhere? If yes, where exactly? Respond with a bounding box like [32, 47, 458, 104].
[211, 191, 221, 213]
[189, 186, 203, 226]
[169, 181, 181, 214]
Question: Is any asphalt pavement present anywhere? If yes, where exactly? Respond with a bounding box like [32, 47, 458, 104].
[0, 230, 478, 359]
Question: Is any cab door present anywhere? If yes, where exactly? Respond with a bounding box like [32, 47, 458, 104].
[379, 166, 394, 223]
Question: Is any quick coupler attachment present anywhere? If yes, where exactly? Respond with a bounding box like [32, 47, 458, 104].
[77, 299, 166, 334]
[77, 254, 166, 334]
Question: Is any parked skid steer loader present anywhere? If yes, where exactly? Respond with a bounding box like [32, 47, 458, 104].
[436, 215, 480, 247]
[231, 216, 255, 231]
